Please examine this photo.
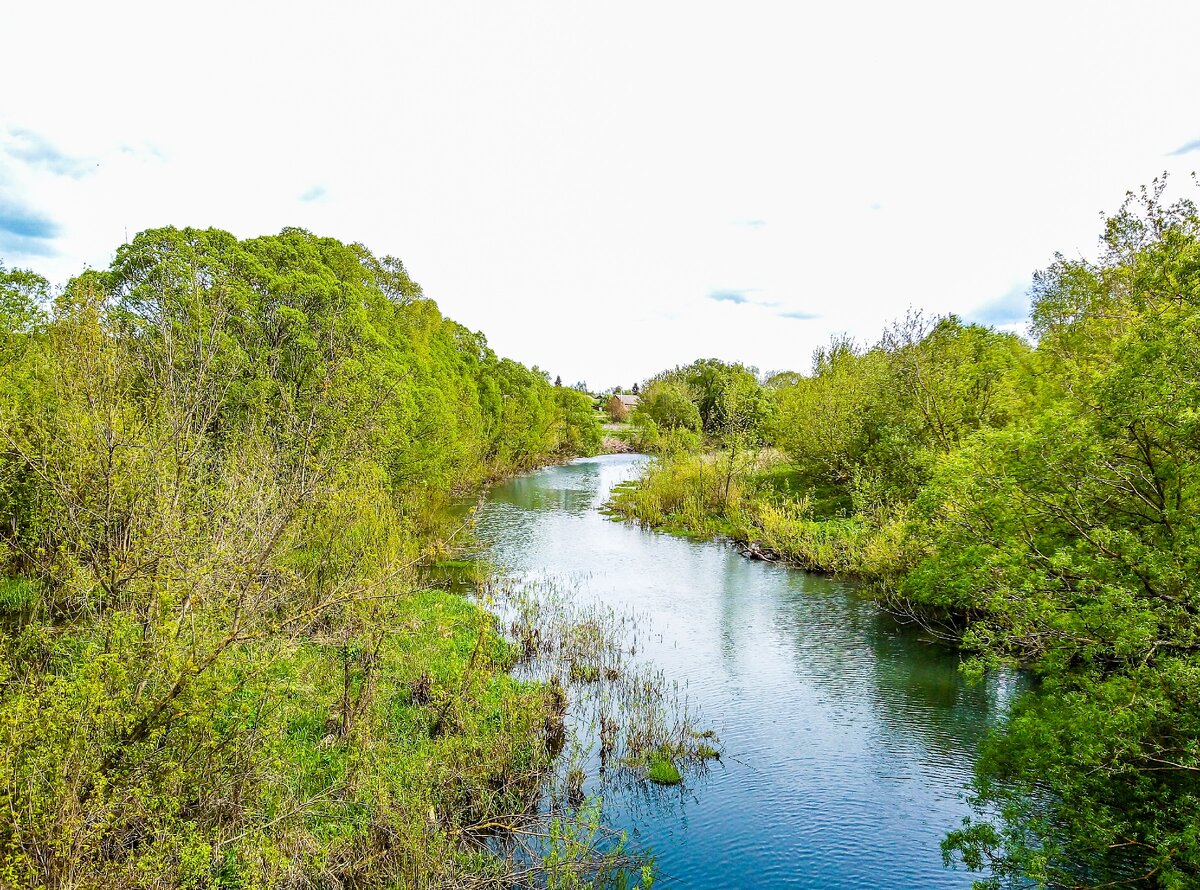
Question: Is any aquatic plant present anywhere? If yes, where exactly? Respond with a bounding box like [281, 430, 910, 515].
[644, 751, 683, 786]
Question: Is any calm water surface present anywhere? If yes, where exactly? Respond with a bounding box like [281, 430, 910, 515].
[475, 454, 1014, 889]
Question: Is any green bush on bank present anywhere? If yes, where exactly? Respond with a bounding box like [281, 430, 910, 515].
[610, 184, 1200, 889]
[0, 231, 601, 888]
[606, 452, 910, 577]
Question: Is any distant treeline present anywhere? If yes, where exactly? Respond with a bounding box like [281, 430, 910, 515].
[0, 227, 604, 887]
[611, 182, 1200, 889]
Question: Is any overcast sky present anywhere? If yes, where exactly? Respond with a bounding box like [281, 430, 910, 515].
[2, 1, 1200, 388]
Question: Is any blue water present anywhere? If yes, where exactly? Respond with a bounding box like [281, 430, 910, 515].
[476, 454, 1016, 889]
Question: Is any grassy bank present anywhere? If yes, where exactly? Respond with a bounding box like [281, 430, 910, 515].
[0, 229, 620, 888]
[610, 183, 1200, 886]
[605, 451, 908, 579]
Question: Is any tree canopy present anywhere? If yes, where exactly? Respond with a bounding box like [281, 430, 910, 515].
[0, 226, 603, 888]
[611, 181, 1200, 889]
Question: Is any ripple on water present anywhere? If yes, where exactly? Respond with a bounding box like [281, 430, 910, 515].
[477, 455, 1008, 889]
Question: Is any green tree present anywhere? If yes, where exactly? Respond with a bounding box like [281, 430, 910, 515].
[916, 183, 1200, 888]
[637, 379, 702, 432]
[0, 226, 603, 889]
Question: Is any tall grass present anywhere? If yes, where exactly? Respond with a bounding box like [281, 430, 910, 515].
[606, 452, 912, 578]
[604, 454, 741, 538]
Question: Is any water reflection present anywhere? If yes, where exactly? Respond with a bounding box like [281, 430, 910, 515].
[489, 461, 604, 515]
[476, 454, 1008, 889]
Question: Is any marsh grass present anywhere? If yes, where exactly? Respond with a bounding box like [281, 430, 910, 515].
[644, 751, 682, 786]
[486, 575, 721, 799]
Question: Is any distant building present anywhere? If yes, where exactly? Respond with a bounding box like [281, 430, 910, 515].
[605, 392, 640, 421]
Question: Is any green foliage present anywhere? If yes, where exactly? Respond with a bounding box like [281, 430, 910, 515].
[944, 662, 1200, 889]
[644, 359, 771, 441]
[605, 394, 630, 422]
[657, 426, 702, 456]
[555, 386, 603, 457]
[614, 181, 1200, 888]
[627, 412, 660, 453]
[635, 380, 701, 433]
[916, 184, 1200, 888]
[771, 317, 1028, 502]
[0, 264, 48, 339]
[644, 751, 682, 786]
[606, 453, 741, 539]
[0, 227, 601, 888]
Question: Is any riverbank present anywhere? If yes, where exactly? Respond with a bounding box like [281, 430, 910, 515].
[603, 450, 907, 580]
[0, 229, 613, 890]
[473, 452, 999, 889]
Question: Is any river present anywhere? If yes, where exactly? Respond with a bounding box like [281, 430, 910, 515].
[473, 453, 1016, 889]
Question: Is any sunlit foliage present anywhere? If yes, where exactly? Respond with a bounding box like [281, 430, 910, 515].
[0, 227, 601, 888]
[614, 182, 1200, 889]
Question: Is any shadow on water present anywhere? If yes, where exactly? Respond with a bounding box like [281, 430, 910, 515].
[489, 460, 605, 515]
[475, 454, 1015, 889]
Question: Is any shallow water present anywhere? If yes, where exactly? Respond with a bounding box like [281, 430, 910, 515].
[475, 454, 1016, 889]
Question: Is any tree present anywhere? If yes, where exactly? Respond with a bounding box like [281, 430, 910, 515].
[605, 394, 629, 422]
[717, 371, 764, 508]
[646, 358, 766, 435]
[771, 338, 885, 488]
[0, 264, 49, 369]
[637, 380, 701, 432]
[555, 386, 602, 455]
[921, 182, 1200, 888]
[0, 226, 607, 888]
[0, 264, 49, 336]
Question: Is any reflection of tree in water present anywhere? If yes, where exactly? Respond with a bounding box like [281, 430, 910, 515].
[714, 553, 879, 692]
[863, 613, 1023, 747]
[710, 543, 1019, 771]
[754, 561, 1023, 768]
[472, 502, 538, 557]
[474, 454, 1009, 886]
[489, 461, 604, 515]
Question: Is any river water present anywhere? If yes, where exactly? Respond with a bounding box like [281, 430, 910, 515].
[474, 453, 1015, 889]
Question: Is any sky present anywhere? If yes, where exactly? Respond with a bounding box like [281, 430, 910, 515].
[2, 0, 1200, 389]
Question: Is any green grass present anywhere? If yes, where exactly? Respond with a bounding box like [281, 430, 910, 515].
[749, 464, 850, 518]
[223, 587, 554, 879]
[604, 450, 908, 578]
[0, 577, 38, 614]
[568, 661, 602, 684]
[645, 750, 682, 785]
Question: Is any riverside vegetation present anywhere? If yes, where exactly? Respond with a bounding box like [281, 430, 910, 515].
[0, 226, 661, 889]
[608, 183, 1200, 889]
[496, 575, 720, 791]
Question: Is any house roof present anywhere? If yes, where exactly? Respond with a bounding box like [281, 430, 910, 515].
[614, 393, 640, 407]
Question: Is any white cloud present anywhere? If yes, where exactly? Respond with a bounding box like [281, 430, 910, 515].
[3, 0, 1200, 385]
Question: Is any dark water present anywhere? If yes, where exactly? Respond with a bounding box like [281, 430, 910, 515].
[475, 454, 1016, 889]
